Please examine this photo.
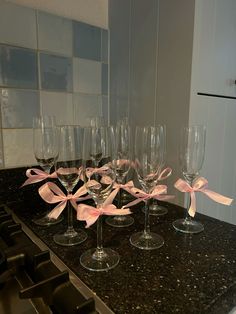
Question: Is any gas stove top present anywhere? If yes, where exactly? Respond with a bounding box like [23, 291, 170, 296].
[0, 204, 111, 314]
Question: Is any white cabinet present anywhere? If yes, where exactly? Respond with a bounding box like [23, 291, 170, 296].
[190, 0, 236, 224]
[192, 0, 236, 97]
[189, 95, 236, 224]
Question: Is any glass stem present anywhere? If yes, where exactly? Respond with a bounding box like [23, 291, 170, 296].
[185, 179, 193, 222]
[144, 199, 151, 235]
[66, 192, 74, 234]
[93, 202, 104, 260]
[97, 215, 103, 252]
[117, 188, 122, 208]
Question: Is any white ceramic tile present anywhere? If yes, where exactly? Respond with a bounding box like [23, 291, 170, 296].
[3, 129, 35, 168]
[0, 2, 37, 49]
[0, 89, 40, 128]
[73, 93, 102, 126]
[38, 11, 72, 56]
[73, 58, 102, 94]
[40, 91, 74, 125]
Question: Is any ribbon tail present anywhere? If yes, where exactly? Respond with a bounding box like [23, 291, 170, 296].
[103, 188, 119, 206]
[70, 199, 78, 211]
[85, 215, 99, 228]
[77, 195, 92, 202]
[21, 177, 43, 187]
[104, 208, 131, 215]
[153, 194, 175, 202]
[123, 198, 143, 208]
[202, 189, 233, 206]
[188, 191, 196, 217]
[47, 200, 67, 219]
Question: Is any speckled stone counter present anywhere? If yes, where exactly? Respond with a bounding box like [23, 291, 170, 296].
[1, 168, 236, 314]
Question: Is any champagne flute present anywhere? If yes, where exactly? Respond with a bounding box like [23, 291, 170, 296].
[148, 125, 169, 216]
[32, 115, 62, 226]
[106, 124, 134, 227]
[130, 125, 165, 250]
[173, 125, 206, 234]
[54, 125, 87, 246]
[80, 126, 119, 271]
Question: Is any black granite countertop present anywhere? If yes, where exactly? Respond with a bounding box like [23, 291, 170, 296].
[1, 167, 236, 314]
[7, 197, 236, 314]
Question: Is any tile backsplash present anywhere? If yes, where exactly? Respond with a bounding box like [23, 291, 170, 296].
[0, 2, 108, 169]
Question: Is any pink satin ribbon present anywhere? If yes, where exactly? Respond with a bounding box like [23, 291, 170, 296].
[174, 177, 233, 217]
[157, 167, 172, 181]
[124, 185, 174, 208]
[86, 166, 112, 177]
[77, 203, 131, 228]
[116, 159, 131, 167]
[146, 167, 172, 182]
[106, 180, 135, 204]
[38, 182, 91, 219]
[21, 168, 57, 187]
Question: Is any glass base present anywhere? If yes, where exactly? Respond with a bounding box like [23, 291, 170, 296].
[80, 248, 120, 271]
[130, 231, 164, 250]
[106, 215, 134, 227]
[32, 214, 63, 226]
[144, 204, 168, 216]
[53, 228, 87, 246]
[172, 218, 204, 234]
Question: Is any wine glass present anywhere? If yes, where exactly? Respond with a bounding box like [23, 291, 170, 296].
[32, 115, 63, 226]
[80, 126, 119, 271]
[130, 125, 165, 250]
[89, 116, 105, 127]
[54, 125, 88, 246]
[147, 125, 169, 216]
[106, 124, 134, 227]
[172, 125, 206, 234]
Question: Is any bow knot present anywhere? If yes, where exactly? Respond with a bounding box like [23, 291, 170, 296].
[106, 180, 135, 204]
[174, 177, 233, 217]
[124, 185, 174, 208]
[39, 182, 91, 219]
[86, 166, 111, 178]
[77, 203, 131, 228]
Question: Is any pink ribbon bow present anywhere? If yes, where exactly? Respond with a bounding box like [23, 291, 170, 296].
[105, 180, 135, 204]
[174, 177, 233, 217]
[86, 166, 112, 177]
[21, 168, 57, 187]
[38, 182, 91, 219]
[124, 185, 174, 208]
[77, 203, 131, 228]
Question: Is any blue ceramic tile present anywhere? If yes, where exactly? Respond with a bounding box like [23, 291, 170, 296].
[102, 29, 108, 63]
[0, 89, 40, 128]
[102, 63, 108, 95]
[73, 21, 101, 61]
[40, 53, 72, 91]
[0, 45, 38, 89]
